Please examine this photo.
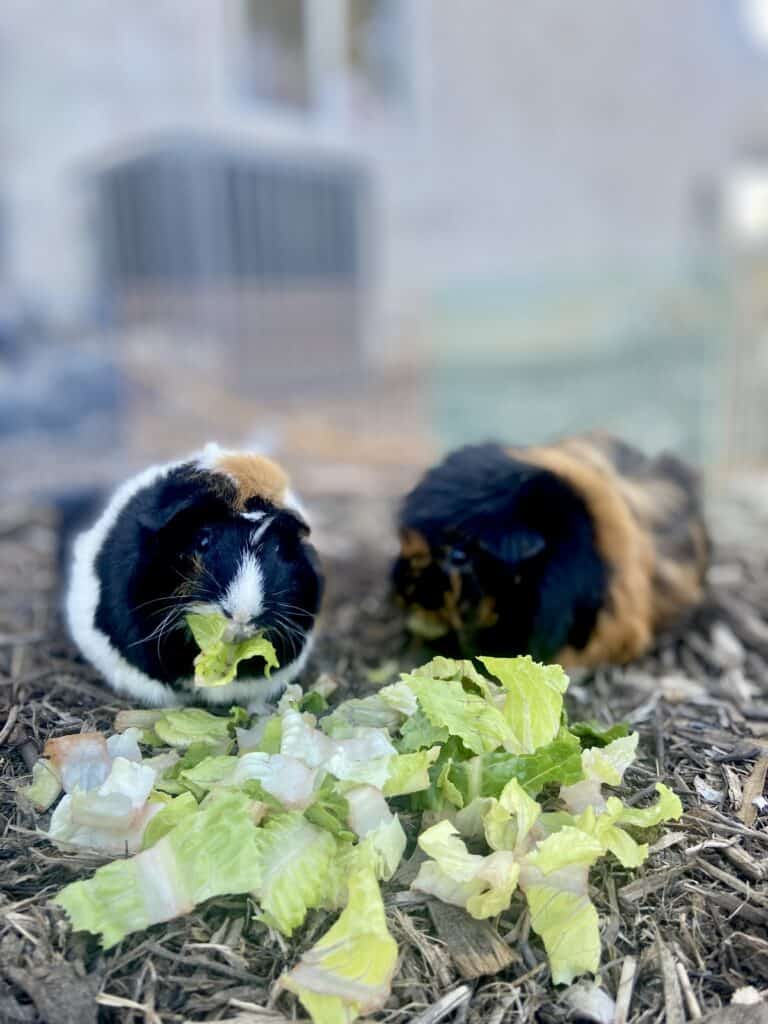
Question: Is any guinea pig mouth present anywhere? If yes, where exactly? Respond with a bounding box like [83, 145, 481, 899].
[223, 622, 261, 643]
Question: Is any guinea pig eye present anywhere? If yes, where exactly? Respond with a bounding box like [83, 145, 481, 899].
[447, 548, 468, 567]
[195, 527, 213, 553]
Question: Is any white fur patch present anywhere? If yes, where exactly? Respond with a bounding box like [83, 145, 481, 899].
[66, 457, 188, 707]
[248, 517, 274, 547]
[223, 553, 264, 624]
[66, 442, 313, 707]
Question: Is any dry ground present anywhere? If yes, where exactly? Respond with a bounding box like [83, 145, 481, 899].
[2, 493, 768, 1024]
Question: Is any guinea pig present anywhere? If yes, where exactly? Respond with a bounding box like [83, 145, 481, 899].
[66, 443, 324, 706]
[393, 434, 709, 667]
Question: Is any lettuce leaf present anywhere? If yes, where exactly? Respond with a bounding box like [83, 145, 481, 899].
[568, 720, 630, 748]
[141, 792, 198, 850]
[398, 710, 450, 752]
[236, 715, 283, 754]
[518, 827, 606, 985]
[483, 778, 541, 853]
[280, 710, 396, 788]
[54, 792, 264, 947]
[19, 758, 62, 811]
[49, 757, 158, 855]
[186, 612, 279, 688]
[479, 656, 568, 754]
[251, 813, 340, 935]
[235, 753, 320, 810]
[447, 731, 583, 804]
[612, 783, 682, 829]
[153, 709, 232, 749]
[345, 786, 406, 881]
[320, 696, 404, 738]
[106, 728, 143, 763]
[412, 821, 519, 919]
[43, 732, 111, 793]
[281, 860, 398, 1024]
[560, 733, 639, 812]
[522, 876, 600, 985]
[382, 748, 440, 797]
[402, 673, 516, 755]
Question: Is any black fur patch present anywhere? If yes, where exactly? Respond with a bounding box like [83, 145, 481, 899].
[394, 443, 607, 661]
[93, 463, 323, 686]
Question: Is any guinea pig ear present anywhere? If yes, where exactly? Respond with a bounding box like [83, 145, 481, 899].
[277, 508, 311, 538]
[137, 492, 199, 534]
[477, 527, 545, 566]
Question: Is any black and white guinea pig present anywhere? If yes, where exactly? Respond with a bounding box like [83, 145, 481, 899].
[66, 443, 324, 706]
[393, 434, 709, 667]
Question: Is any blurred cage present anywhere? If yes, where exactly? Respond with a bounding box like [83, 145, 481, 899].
[94, 139, 372, 395]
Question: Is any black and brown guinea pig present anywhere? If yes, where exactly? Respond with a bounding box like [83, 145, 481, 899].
[393, 434, 709, 667]
[66, 443, 323, 706]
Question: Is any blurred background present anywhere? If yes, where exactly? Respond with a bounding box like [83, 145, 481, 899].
[4, 0, 768, 510]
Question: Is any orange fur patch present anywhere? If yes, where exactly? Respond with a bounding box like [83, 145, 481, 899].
[400, 528, 432, 569]
[475, 594, 499, 630]
[514, 436, 708, 666]
[512, 442, 656, 667]
[215, 453, 289, 510]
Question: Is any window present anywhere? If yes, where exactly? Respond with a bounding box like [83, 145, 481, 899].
[241, 0, 309, 108]
[237, 0, 411, 121]
[346, 0, 407, 110]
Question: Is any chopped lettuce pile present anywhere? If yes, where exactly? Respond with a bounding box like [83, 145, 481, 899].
[21, 655, 682, 1022]
[186, 612, 279, 688]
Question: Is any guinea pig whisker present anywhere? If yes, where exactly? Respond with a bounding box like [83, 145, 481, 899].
[265, 610, 300, 645]
[130, 594, 188, 614]
[267, 615, 305, 661]
[127, 606, 183, 648]
[269, 611, 312, 647]
[268, 606, 307, 635]
[268, 623, 299, 662]
[271, 599, 314, 621]
[170, 564, 219, 597]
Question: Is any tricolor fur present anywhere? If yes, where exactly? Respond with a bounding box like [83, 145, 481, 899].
[67, 444, 323, 706]
[393, 436, 708, 667]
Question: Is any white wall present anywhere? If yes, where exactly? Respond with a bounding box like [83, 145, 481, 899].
[2, 0, 768, 351]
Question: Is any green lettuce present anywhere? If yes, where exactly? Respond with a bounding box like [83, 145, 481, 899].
[446, 731, 583, 805]
[382, 748, 440, 797]
[281, 859, 398, 1024]
[320, 695, 404, 738]
[19, 758, 62, 811]
[141, 792, 198, 849]
[412, 820, 520, 919]
[47, 650, 685, 1008]
[479, 656, 568, 753]
[522, 877, 600, 985]
[153, 709, 232, 749]
[398, 710, 450, 752]
[251, 812, 340, 935]
[54, 791, 265, 948]
[345, 785, 406, 881]
[560, 733, 639, 812]
[568, 720, 630, 748]
[186, 612, 279, 688]
[612, 783, 682, 828]
[402, 672, 516, 754]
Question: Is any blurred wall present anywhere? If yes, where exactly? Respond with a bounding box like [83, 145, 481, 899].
[3, 2, 768, 337]
[3, 2, 768, 475]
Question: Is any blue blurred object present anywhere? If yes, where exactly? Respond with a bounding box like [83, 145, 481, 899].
[0, 321, 123, 442]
